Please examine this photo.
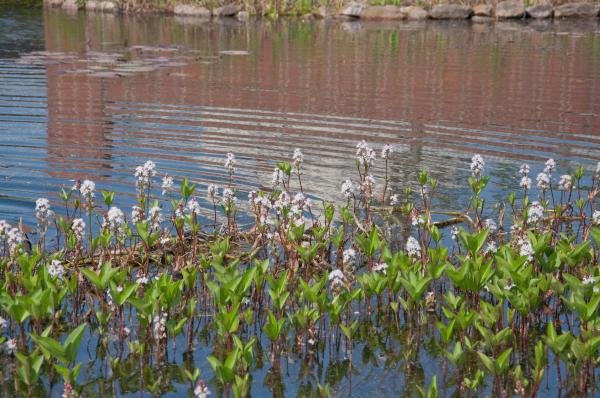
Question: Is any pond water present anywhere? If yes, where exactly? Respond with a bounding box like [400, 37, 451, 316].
[0, 6, 600, 398]
[1, 7, 600, 228]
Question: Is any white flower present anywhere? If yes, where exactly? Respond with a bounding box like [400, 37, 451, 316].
[390, 194, 399, 206]
[35, 198, 53, 225]
[0, 220, 11, 236]
[341, 179, 354, 198]
[504, 282, 516, 291]
[406, 236, 421, 258]
[593, 210, 600, 225]
[0, 316, 7, 329]
[148, 205, 162, 229]
[7, 227, 23, 251]
[519, 163, 530, 176]
[582, 275, 596, 285]
[187, 198, 201, 215]
[517, 238, 534, 262]
[48, 259, 64, 280]
[153, 312, 168, 340]
[412, 215, 425, 227]
[519, 176, 531, 190]
[373, 262, 388, 273]
[363, 174, 376, 192]
[544, 158, 556, 175]
[292, 148, 304, 168]
[536, 172, 550, 191]
[328, 269, 345, 288]
[343, 248, 356, 264]
[484, 242, 497, 254]
[207, 184, 217, 200]
[381, 144, 393, 160]
[356, 140, 376, 165]
[558, 175, 572, 191]
[71, 218, 85, 241]
[136, 275, 149, 285]
[194, 380, 211, 398]
[527, 201, 544, 224]
[161, 174, 174, 196]
[104, 206, 125, 233]
[6, 339, 16, 355]
[451, 226, 459, 241]
[224, 152, 236, 174]
[80, 179, 95, 201]
[131, 206, 144, 224]
[484, 218, 497, 233]
[470, 154, 485, 178]
[221, 188, 236, 206]
[272, 168, 284, 188]
[134, 160, 157, 192]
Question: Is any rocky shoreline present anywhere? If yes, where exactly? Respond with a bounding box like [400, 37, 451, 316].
[45, 0, 600, 22]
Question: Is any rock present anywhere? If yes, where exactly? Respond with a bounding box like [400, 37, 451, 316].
[526, 3, 553, 19]
[360, 5, 406, 19]
[401, 6, 428, 19]
[45, 0, 63, 7]
[315, 5, 332, 18]
[173, 4, 212, 17]
[340, 2, 365, 17]
[214, 4, 242, 17]
[495, 0, 525, 18]
[472, 15, 494, 22]
[99, 1, 119, 12]
[62, 0, 80, 9]
[85, 0, 99, 10]
[473, 4, 493, 16]
[554, 2, 600, 18]
[236, 11, 249, 20]
[429, 4, 472, 19]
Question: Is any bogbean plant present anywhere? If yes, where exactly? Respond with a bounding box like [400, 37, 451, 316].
[0, 143, 598, 397]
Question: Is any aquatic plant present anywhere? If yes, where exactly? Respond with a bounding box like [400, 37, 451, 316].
[0, 144, 598, 396]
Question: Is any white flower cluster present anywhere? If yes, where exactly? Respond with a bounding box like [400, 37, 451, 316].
[381, 144, 393, 160]
[221, 188, 237, 206]
[35, 198, 53, 225]
[544, 158, 556, 175]
[527, 201, 544, 224]
[519, 163, 530, 176]
[271, 168, 284, 188]
[134, 160, 157, 192]
[48, 259, 64, 280]
[356, 140, 376, 166]
[71, 218, 85, 241]
[593, 210, 600, 225]
[79, 179, 95, 201]
[536, 172, 550, 191]
[484, 218, 497, 233]
[292, 148, 304, 169]
[558, 175, 572, 191]
[328, 269, 345, 289]
[153, 312, 168, 340]
[161, 174, 174, 196]
[343, 248, 356, 264]
[103, 206, 125, 234]
[406, 236, 421, 258]
[373, 262, 388, 274]
[341, 179, 354, 198]
[470, 154, 485, 178]
[517, 238, 534, 262]
[7, 227, 24, 251]
[225, 152, 236, 174]
[194, 380, 211, 398]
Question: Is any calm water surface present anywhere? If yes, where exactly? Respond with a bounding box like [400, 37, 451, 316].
[0, 7, 600, 397]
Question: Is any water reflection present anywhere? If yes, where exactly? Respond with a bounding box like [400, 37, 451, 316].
[1, 8, 600, 226]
